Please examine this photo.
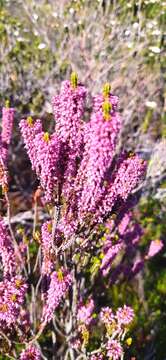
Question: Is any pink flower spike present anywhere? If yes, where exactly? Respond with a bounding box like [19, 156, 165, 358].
[42, 269, 72, 325]
[0, 217, 16, 277]
[146, 239, 164, 259]
[1, 106, 15, 146]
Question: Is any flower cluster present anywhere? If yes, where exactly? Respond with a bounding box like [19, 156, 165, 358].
[100, 243, 123, 277]
[0, 217, 16, 277]
[0, 103, 15, 163]
[74, 303, 134, 358]
[20, 75, 146, 237]
[19, 117, 42, 171]
[90, 353, 104, 360]
[77, 298, 95, 326]
[0, 75, 155, 359]
[0, 276, 27, 327]
[76, 101, 121, 218]
[116, 305, 134, 326]
[19, 345, 41, 360]
[100, 304, 134, 329]
[52, 76, 86, 151]
[41, 221, 54, 276]
[19, 118, 61, 203]
[41, 268, 72, 325]
[0, 103, 14, 191]
[106, 339, 123, 360]
[0, 157, 8, 192]
[100, 307, 114, 325]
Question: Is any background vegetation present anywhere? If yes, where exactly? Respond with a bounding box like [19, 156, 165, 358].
[0, 0, 165, 359]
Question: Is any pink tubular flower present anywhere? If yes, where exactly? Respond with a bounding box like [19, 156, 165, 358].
[90, 353, 104, 360]
[42, 269, 72, 325]
[146, 239, 164, 259]
[52, 79, 86, 151]
[113, 154, 146, 200]
[0, 157, 8, 191]
[100, 243, 123, 276]
[52, 78, 86, 201]
[100, 306, 114, 325]
[19, 117, 42, 171]
[0, 104, 14, 164]
[1, 106, 15, 149]
[118, 212, 132, 236]
[19, 345, 41, 360]
[77, 298, 95, 326]
[70, 337, 82, 350]
[41, 221, 54, 276]
[0, 217, 16, 277]
[34, 132, 61, 203]
[18, 309, 31, 334]
[20, 117, 62, 203]
[76, 106, 121, 218]
[99, 153, 146, 218]
[116, 305, 134, 326]
[106, 339, 123, 359]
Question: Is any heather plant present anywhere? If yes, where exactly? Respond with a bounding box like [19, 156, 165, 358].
[0, 74, 163, 359]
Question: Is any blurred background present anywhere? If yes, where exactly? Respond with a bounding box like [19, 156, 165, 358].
[0, 0, 166, 359]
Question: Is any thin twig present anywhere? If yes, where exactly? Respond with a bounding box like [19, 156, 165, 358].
[33, 200, 38, 237]
[33, 246, 41, 273]
[4, 191, 28, 277]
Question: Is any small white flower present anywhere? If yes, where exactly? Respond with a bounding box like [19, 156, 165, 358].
[33, 14, 38, 21]
[133, 22, 139, 29]
[69, 7, 75, 15]
[110, 20, 116, 25]
[125, 30, 130, 36]
[34, 30, 39, 36]
[149, 46, 161, 54]
[149, 0, 159, 3]
[145, 101, 157, 109]
[127, 42, 133, 49]
[38, 43, 46, 50]
[52, 12, 58, 18]
[152, 29, 161, 36]
[14, 30, 19, 36]
[17, 37, 25, 42]
[45, 102, 52, 114]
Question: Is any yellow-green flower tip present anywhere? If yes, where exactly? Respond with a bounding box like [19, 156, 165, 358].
[17, 227, 24, 235]
[102, 101, 112, 120]
[5, 100, 10, 108]
[47, 223, 52, 233]
[70, 72, 78, 89]
[43, 132, 50, 142]
[27, 116, 34, 126]
[126, 337, 132, 346]
[57, 270, 64, 281]
[128, 151, 135, 158]
[103, 83, 111, 98]
[33, 230, 41, 242]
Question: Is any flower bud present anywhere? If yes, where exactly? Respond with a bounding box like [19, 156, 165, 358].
[102, 83, 111, 98]
[70, 72, 78, 89]
[102, 101, 112, 120]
